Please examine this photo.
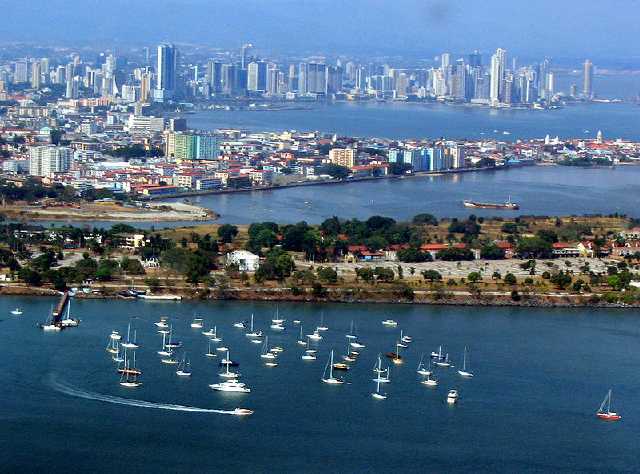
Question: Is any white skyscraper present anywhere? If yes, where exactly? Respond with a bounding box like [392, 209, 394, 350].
[490, 48, 507, 106]
[29, 146, 73, 177]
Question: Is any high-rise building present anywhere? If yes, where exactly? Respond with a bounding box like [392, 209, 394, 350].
[247, 61, 267, 92]
[241, 43, 253, 70]
[14, 60, 28, 83]
[441, 53, 451, 70]
[207, 61, 223, 93]
[29, 146, 73, 176]
[30, 62, 41, 89]
[156, 43, 177, 101]
[583, 59, 593, 99]
[489, 48, 507, 105]
[165, 132, 219, 160]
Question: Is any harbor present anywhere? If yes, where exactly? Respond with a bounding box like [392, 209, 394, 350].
[2, 297, 636, 472]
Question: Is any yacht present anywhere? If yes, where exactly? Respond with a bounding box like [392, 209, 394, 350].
[321, 350, 344, 384]
[10, 308, 23, 316]
[435, 353, 452, 368]
[447, 389, 459, 404]
[292, 320, 301, 325]
[270, 323, 285, 331]
[219, 352, 241, 379]
[382, 319, 398, 327]
[317, 313, 329, 332]
[265, 361, 278, 368]
[154, 316, 169, 329]
[191, 318, 204, 329]
[417, 354, 432, 377]
[457, 346, 474, 377]
[40, 310, 61, 331]
[260, 337, 277, 360]
[301, 351, 317, 361]
[117, 350, 142, 376]
[350, 339, 366, 349]
[205, 340, 217, 358]
[209, 380, 250, 393]
[372, 355, 391, 383]
[596, 389, 621, 421]
[216, 346, 229, 352]
[307, 329, 323, 341]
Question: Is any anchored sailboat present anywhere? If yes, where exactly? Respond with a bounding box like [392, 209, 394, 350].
[596, 389, 621, 421]
[321, 350, 343, 384]
[457, 346, 474, 377]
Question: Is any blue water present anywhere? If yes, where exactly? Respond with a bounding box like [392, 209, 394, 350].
[189, 101, 640, 140]
[2, 297, 639, 472]
[179, 165, 640, 224]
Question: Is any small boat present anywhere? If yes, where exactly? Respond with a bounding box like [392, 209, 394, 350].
[321, 350, 344, 384]
[233, 320, 247, 329]
[417, 354, 432, 376]
[345, 321, 357, 340]
[292, 320, 301, 325]
[110, 330, 122, 341]
[457, 346, 474, 378]
[270, 346, 284, 353]
[382, 319, 398, 327]
[270, 323, 285, 331]
[119, 352, 142, 388]
[271, 306, 285, 325]
[202, 326, 216, 337]
[232, 408, 254, 415]
[176, 354, 192, 376]
[161, 355, 178, 365]
[596, 389, 621, 421]
[154, 317, 169, 328]
[447, 389, 459, 404]
[296, 326, 307, 346]
[216, 346, 229, 352]
[157, 331, 171, 356]
[332, 362, 350, 371]
[317, 313, 328, 332]
[307, 329, 323, 341]
[435, 353, 452, 368]
[463, 197, 519, 210]
[372, 373, 387, 400]
[205, 340, 217, 358]
[245, 314, 262, 338]
[60, 299, 79, 327]
[350, 340, 366, 349]
[121, 322, 139, 349]
[209, 380, 250, 393]
[219, 351, 240, 379]
[10, 308, 23, 316]
[385, 343, 404, 365]
[260, 337, 277, 360]
[301, 352, 317, 361]
[421, 373, 438, 387]
[250, 339, 262, 344]
[372, 356, 390, 383]
[265, 361, 278, 368]
[190, 318, 204, 329]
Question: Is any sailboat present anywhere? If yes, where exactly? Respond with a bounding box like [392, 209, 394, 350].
[39, 306, 61, 331]
[372, 355, 390, 383]
[60, 299, 79, 327]
[190, 318, 204, 329]
[596, 389, 622, 421]
[301, 338, 317, 360]
[385, 343, 403, 365]
[372, 375, 387, 400]
[400, 330, 412, 344]
[112, 342, 125, 363]
[317, 313, 328, 332]
[219, 350, 240, 378]
[119, 351, 142, 387]
[350, 338, 366, 349]
[307, 328, 323, 341]
[210, 326, 222, 343]
[202, 325, 216, 337]
[342, 342, 357, 362]
[205, 340, 217, 358]
[106, 332, 120, 354]
[417, 354, 432, 376]
[457, 346, 474, 377]
[271, 306, 285, 325]
[260, 337, 277, 360]
[10, 308, 23, 316]
[297, 326, 307, 346]
[165, 326, 182, 349]
[435, 353, 452, 368]
[154, 316, 169, 329]
[245, 314, 262, 338]
[118, 348, 142, 376]
[382, 319, 398, 327]
[157, 331, 171, 356]
[121, 322, 139, 349]
[346, 321, 357, 340]
[176, 353, 192, 376]
[321, 350, 344, 384]
[233, 319, 247, 329]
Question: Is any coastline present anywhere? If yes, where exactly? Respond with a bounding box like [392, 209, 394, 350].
[2, 284, 635, 309]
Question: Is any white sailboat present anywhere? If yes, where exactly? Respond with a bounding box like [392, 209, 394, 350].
[307, 328, 323, 341]
[346, 321, 357, 340]
[119, 351, 142, 388]
[121, 322, 139, 349]
[457, 346, 474, 377]
[190, 318, 204, 329]
[245, 314, 262, 338]
[321, 350, 344, 384]
[417, 354, 432, 376]
[382, 319, 398, 327]
[10, 308, 23, 316]
[40, 306, 61, 331]
[205, 340, 217, 358]
[271, 306, 285, 325]
[372, 375, 387, 400]
[317, 313, 328, 332]
[202, 325, 216, 337]
[260, 337, 277, 360]
[112, 343, 125, 363]
[157, 331, 171, 356]
[297, 326, 307, 346]
[176, 353, 192, 376]
[106, 332, 120, 354]
[372, 355, 390, 383]
[233, 319, 247, 329]
[154, 316, 168, 328]
[219, 350, 240, 378]
[60, 299, 79, 327]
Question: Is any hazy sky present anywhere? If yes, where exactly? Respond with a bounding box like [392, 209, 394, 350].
[0, 0, 638, 59]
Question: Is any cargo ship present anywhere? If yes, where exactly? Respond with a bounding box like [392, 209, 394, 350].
[463, 197, 519, 210]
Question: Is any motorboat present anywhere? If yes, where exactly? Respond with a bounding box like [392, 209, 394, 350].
[447, 389, 459, 404]
[190, 318, 204, 329]
[10, 308, 23, 316]
[209, 380, 250, 393]
[382, 319, 398, 327]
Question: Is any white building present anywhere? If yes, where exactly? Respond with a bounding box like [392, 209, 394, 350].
[226, 250, 260, 272]
[29, 146, 73, 176]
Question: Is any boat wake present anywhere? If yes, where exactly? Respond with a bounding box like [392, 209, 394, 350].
[49, 376, 246, 415]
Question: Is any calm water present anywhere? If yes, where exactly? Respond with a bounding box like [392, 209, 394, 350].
[1, 297, 638, 472]
[180, 165, 640, 224]
[189, 101, 640, 140]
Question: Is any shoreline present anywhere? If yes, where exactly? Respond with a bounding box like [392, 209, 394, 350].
[1, 284, 635, 309]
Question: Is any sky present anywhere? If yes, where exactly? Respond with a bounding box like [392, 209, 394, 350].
[0, 0, 639, 60]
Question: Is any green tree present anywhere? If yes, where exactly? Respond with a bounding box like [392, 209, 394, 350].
[480, 243, 505, 259]
[412, 213, 438, 226]
[467, 272, 481, 283]
[217, 224, 239, 243]
[316, 266, 338, 284]
[421, 269, 442, 282]
[504, 273, 517, 285]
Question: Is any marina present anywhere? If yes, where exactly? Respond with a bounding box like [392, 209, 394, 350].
[1, 297, 637, 472]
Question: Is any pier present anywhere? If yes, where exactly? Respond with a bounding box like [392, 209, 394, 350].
[52, 291, 69, 324]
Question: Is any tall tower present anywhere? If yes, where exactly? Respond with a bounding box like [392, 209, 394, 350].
[156, 43, 177, 101]
[490, 48, 506, 105]
[241, 43, 253, 70]
[583, 59, 593, 99]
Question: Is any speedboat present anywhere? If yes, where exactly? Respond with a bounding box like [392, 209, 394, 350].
[265, 361, 278, 367]
[270, 323, 285, 331]
[154, 317, 169, 328]
[301, 353, 317, 361]
[350, 341, 366, 349]
[382, 319, 398, 327]
[232, 408, 254, 415]
[447, 389, 459, 404]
